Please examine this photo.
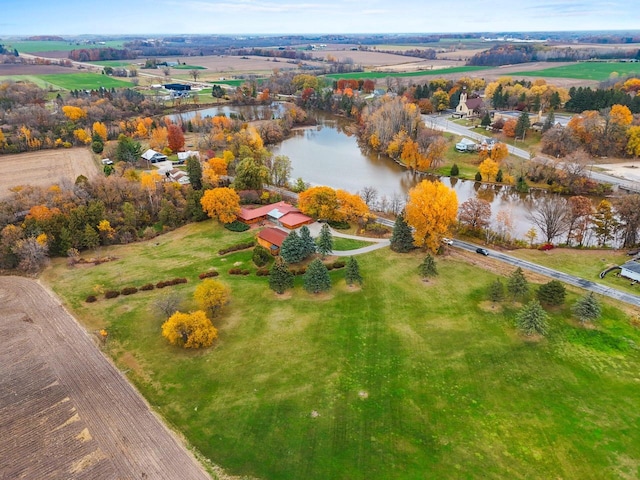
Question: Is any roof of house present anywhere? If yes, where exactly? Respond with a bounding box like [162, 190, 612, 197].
[177, 150, 200, 160]
[258, 227, 289, 247]
[238, 201, 299, 222]
[621, 261, 640, 274]
[280, 212, 312, 227]
[465, 97, 483, 110]
[456, 138, 476, 146]
[141, 149, 167, 161]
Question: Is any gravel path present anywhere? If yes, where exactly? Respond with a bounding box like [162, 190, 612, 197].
[0, 276, 211, 480]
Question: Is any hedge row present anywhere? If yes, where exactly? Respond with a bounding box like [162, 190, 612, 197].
[198, 271, 220, 279]
[224, 220, 250, 232]
[219, 240, 255, 255]
[87, 277, 188, 302]
[156, 278, 188, 288]
[256, 268, 270, 276]
[228, 268, 251, 275]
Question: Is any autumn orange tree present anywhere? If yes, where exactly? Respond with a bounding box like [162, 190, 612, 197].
[503, 118, 517, 138]
[167, 124, 185, 153]
[405, 180, 458, 252]
[336, 189, 370, 224]
[92, 122, 108, 142]
[194, 279, 231, 317]
[298, 186, 340, 221]
[490, 142, 509, 163]
[203, 157, 228, 185]
[200, 187, 240, 224]
[161, 310, 218, 349]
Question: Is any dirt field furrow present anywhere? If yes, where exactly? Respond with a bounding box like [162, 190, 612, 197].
[0, 276, 211, 480]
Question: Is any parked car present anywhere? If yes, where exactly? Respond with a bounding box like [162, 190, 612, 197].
[476, 248, 489, 256]
[442, 237, 454, 245]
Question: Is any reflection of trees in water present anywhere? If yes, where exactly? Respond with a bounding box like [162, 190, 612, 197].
[476, 185, 496, 203]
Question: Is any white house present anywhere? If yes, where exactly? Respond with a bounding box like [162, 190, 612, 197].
[177, 150, 200, 163]
[620, 261, 640, 282]
[455, 138, 478, 152]
[141, 149, 168, 163]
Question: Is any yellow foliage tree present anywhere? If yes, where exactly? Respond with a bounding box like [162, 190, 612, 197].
[336, 190, 370, 224]
[97, 219, 115, 241]
[200, 187, 241, 224]
[194, 279, 231, 317]
[400, 138, 421, 170]
[627, 126, 640, 157]
[36, 233, 48, 246]
[298, 186, 340, 221]
[0, 130, 5, 147]
[490, 142, 509, 163]
[203, 157, 228, 185]
[150, 126, 169, 151]
[92, 122, 108, 142]
[161, 310, 218, 349]
[62, 105, 86, 122]
[135, 120, 148, 138]
[609, 104, 633, 126]
[405, 180, 458, 253]
[27, 205, 60, 221]
[73, 128, 91, 144]
[478, 158, 500, 181]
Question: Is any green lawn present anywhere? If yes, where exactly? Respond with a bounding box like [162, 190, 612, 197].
[174, 64, 206, 70]
[323, 66, 491, 81]
[329, 237, 375, 251]
[89, 60, 136, 67]
[8, 40, 124, 53]
[0, 74, 53, 89]
[42, 221, 640, 480]
[510, 62, 640, 81]
[34, 73, 132, 90]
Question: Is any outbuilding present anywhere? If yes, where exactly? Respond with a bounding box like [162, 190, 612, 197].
[141, 149, 168, 163]
[620, 261, 640, 282]
[257, 227, 289, 255]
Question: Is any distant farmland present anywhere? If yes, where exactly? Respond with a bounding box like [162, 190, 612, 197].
[510, 62, 640, 81]
[8, 40, 124, 53]
[35, 73, 132, 90]
[323, 66, 490, 80]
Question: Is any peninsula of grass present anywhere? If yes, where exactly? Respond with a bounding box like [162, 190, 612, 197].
[41, 220, 640, 480]
[510, 62, 640, 81]
[35, 73, 132, 90]
[323, 66, 491, 81]
[330, 237, 375, 251]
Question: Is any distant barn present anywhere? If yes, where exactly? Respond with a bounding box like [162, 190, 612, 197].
[164, 83, 191, 91]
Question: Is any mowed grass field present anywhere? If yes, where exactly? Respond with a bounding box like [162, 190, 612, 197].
[324, 66, 490, 81]
[34, 73, 132, 90]
[42, 221, 640, 480]
[510, 62, 640, 81]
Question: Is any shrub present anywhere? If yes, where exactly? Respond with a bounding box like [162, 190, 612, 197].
[104, 290, 120, 299]
[121, 286, 139, 295]
[252, 245, 272, 267]
[538, 243, 554, 251]
[365, 223, 390, 235]
[332, 260, 346, 269]
[256, 267, 270, 276]
[218, 240, 256, 255]
[328, 220, 350, 230]
[228, 268, 243, 275]
[140, 283, 155, 291]
[241, 269, 251, 275]
[85, 295, 97, 303]
[224, 220, 250, 232]
[450, 163, 459, 176]
[199, 271, 220, 279]
[156, 281, 168, 288]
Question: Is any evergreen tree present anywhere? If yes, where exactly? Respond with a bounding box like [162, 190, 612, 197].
[516, 176, 529, 193]
[488, 278, 505, 303]
[186, 189, 208, 222]
[516, 299, 549, 336]
[316, 223, 333, 258]
[299, 225, 316, 259]
[418, 254, 438, 279]
[252, 245, 271, 267]
[186, 156, 203, 190]
[82, 224, 100, 250]
[572, 292, 602, 324]
[515, 111, 531, 139]
[481, 112, 492, 127]
[542, 110, 555, 133]
[450, 163, 460, 176]
[269, 257, 294, 294]
[280, 231, 305, 264]
[345, 256, 363, 286]
[507, 267, 529, 300]
[496, 169, 503, 183]
[390, 214, 414, 253]
[537, 280, 566, 306]
[304, 258, 331, 293]
[475, 171, 482, 182]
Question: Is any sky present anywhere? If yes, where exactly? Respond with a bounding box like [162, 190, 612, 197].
[2, 0, 640, 36]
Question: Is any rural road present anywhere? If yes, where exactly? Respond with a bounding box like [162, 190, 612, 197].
[0, 277, 211, 480]
[451, 240, 640, 308]
[304, 222, 390, 256]
[424, 114, 640, 191]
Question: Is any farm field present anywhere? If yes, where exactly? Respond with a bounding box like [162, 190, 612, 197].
[510, 62, 640, 81]
[7, 40, 125, 53]
[323, 65, 490, 80]
[42, 220, 640, 480]
[0, 148, 100, 198]
[34, 72, 132, 90]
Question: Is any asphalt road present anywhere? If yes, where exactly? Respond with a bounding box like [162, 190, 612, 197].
[452, 239, 640, 308]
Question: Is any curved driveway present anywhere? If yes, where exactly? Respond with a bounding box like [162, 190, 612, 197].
[452, 240, 640, 308]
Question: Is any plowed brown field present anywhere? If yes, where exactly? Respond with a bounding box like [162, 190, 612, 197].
[0, 277, 211, 480]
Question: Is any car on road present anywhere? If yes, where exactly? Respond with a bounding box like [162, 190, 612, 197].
[442, 237, 454, 245]
[476, 248, 489, 256]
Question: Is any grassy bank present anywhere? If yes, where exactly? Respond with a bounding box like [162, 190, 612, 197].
[42, 221, 640, 480]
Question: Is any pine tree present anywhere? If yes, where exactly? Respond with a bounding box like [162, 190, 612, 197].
[475, 171, 482, 182]
[537, 280, 566, 306]
[481, 112, 492, 127]
[280, 231, 305, 264]
[516, 299, 549, 336]
[450, 163, 459, 176]
[186, 156, 203, 190]
[542, 110, 555, 133]
[269, 257, 294, 294]
[418, 254, 437, 279]
[82, 224, 100, 250]
[515, 111, 530, 139]
[316, 223, 333, 258]
[507, 267, 529, 300]
[496, 169, 503, 183]
[572, 292, 602, 324]
[299, 225, 316, 259]
[304, 258, 331, 293]
[488, 278, 504, 303]
[345, 256, 363, 286]
[390, 214, 414, 253]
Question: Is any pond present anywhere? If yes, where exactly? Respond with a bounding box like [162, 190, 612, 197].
[169, 103, 287, 123]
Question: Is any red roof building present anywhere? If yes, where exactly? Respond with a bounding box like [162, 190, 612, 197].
[257, 227, 289, 254]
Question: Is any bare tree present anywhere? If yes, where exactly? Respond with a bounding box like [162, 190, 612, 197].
[458, 198, 491, 232]
[527, 196, 569, 244]
[189, 69, 200, 82]
[565, 196, 593, 246]
[153, 291, 182, 318]
[359, 186, 379, 209]
[163, 67, 171, 80]
[16, 237, 48, 273]
[388, 192, 405, 216]
[614, 194, 640, 248]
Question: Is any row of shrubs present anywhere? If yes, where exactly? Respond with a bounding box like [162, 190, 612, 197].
[228, 268, 251, 275]
[224, 220, 250, 232]
[218, 240, 255, 255]
[86, 277, 188, 302]
[289, 260, 346, 276]
[198, 271, 220, 279]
